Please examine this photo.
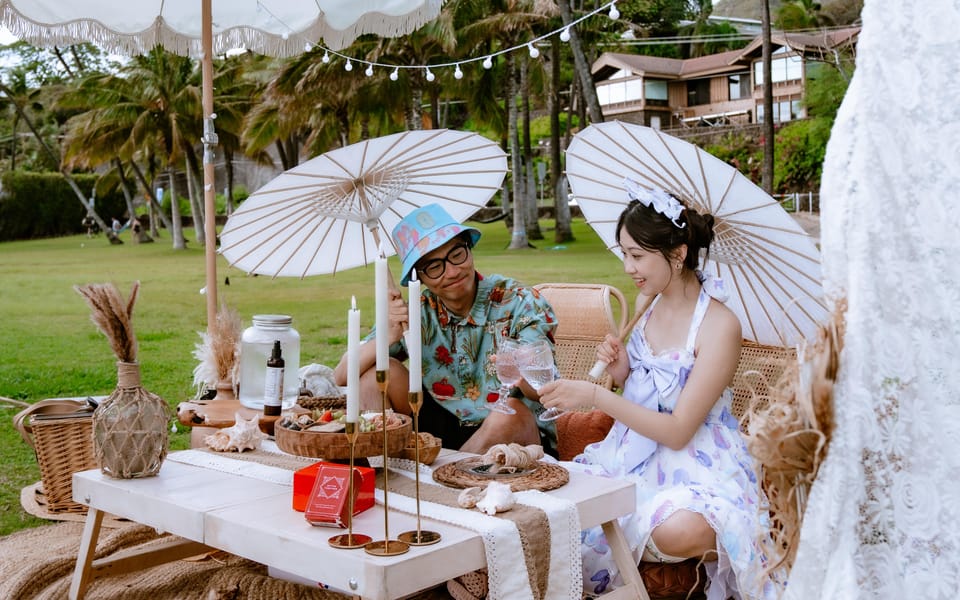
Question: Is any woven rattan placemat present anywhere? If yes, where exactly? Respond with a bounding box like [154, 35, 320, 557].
[432, 457, 569, 491]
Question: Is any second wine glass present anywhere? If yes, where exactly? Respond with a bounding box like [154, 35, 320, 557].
[516, 340, 563, 421]
[486, 338, 520, 415]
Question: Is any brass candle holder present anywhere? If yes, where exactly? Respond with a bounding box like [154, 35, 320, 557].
[364, 369, 409, 556]
[328, 420, 372, 549]
[399, 390, 441, 545]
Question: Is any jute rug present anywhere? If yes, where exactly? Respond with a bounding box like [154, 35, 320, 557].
[0, 519, 455, 599]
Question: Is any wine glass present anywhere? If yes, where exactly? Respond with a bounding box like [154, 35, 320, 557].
[516, 340, 563, 421]
[485, 338, 520, 415]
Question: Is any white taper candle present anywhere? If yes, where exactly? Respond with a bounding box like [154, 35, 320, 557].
[347, 296, 360, 423]
[407, 269, 422, 392]
[375, 247, 389, 370]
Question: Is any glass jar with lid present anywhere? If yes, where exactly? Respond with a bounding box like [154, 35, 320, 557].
[239, 315, 300, 410]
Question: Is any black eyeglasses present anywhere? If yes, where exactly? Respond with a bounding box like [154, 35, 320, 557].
[417, 244, 470, 280]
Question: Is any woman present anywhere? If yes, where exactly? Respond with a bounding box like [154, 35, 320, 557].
[539, 186, 775, 599]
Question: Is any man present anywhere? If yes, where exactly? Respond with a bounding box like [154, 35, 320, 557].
[334, 204, 557, 455]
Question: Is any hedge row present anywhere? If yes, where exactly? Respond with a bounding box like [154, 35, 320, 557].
[0, 171, 127, 241]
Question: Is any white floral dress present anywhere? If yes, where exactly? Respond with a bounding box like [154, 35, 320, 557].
[566, 277, 775, 600]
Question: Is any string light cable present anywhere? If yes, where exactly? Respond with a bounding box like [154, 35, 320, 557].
[252, 0, 621, 79]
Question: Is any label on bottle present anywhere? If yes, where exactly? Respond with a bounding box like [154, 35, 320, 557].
[263, 366, 284, 416]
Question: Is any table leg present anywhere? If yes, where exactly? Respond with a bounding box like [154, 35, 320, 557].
[601, 519, 651, 600]
[69, 507, 104, 600]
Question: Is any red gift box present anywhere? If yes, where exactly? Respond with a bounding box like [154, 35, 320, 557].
[293, 461, 376, 512]
[296, 462, 375, 528]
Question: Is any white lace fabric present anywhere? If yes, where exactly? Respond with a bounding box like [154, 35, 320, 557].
[376, 457, 583, 600]
[785, 2, 960, 598]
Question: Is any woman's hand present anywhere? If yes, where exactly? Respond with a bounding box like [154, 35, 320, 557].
[539, 379, 601, 413]
[597, 334, 629, 386]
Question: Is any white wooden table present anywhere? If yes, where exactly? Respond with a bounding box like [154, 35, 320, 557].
[69, 451, 648, 600]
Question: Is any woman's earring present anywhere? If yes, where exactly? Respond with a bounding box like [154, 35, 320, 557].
[675, 262, 681, 270]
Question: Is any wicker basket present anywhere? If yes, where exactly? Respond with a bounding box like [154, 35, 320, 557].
[13, 398, 98, 513]
[274, 414, 412, 459]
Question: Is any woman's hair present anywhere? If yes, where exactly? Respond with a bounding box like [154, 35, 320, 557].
[614, 195, 715, 271]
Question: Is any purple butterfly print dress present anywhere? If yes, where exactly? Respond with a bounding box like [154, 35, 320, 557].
[567, 276, 775, 600]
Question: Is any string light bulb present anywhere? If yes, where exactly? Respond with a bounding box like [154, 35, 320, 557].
[344, 59, 353, 71]
[365, 64, 374, 77]
[527, 42, 540, 58]
[454, 64, 463, 79]
[482, 55, 493, 69]
[321, 51, 330, 64]
[390, 67, 399, 81]
[425, 67, 435, 82]
[304, 43, 312, 52]
[560, 27, 571, 42]
[608, 2, 620, 20]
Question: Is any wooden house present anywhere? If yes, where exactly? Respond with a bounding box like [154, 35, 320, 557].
[593, 27, 860, 129]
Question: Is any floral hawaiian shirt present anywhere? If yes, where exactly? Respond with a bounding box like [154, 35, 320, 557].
[374, 273, 557, 439]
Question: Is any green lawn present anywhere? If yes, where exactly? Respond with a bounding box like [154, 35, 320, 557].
[0, 217, 632, 536]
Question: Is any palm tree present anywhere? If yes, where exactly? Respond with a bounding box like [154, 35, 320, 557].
[455, 0, 558, 249]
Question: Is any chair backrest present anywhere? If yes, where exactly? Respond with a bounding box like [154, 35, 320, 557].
[533, 283, 628, 390]
[731, 340, 797, 429]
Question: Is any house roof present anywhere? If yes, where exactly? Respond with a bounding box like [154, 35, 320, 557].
[592, 48, 748, 82]
[593, 26, 861, 83]
[736, 27, 861, 59]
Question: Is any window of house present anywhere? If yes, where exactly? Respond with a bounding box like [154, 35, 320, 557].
[597, 76, 644, 106]
[753, 50, 804, 86]
[756, 98, 804, 123]
[645, 80, 668, 103]
[728, 73, 751, 100]
[687, 79, 710, 106]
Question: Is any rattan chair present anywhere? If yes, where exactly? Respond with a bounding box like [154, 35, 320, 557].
[533, 282, 628, 391]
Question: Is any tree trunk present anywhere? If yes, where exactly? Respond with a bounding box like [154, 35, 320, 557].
[129, 160, 173, 234]
[506, 55, 528, 250]
[556, 0, 604, 124]
[168, 169, 186, 249]
[550, 38, 574, 243]
[224, 148, 235, 216]
[521, 58, 542, 240]
[408, 87, 424, 130]
[114, 158, 152, 242]
[184, 154, 206, 247]
[0, 82, 121, 244]
[761, 0, 775, 194]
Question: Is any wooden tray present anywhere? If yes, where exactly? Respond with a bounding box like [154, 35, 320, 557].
[274, 414, 412, 459]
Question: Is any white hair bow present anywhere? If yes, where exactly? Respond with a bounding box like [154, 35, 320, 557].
[623, 178, 686, 229]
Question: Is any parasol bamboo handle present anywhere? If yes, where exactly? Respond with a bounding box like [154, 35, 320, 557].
[588, 295, 654, 380]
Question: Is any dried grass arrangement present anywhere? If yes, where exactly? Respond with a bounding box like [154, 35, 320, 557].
[744, 301, 844, 582]
[192, 304, 242, 399]
[75, 281, 168, 479]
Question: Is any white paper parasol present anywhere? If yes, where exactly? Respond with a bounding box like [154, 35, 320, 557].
[1, 0, 443, 328]
[219, 128, 507, 278]
[566, 121, 829, 347]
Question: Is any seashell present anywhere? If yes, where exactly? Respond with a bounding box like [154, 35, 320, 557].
[475, 481, 516, 515]
[457, 486, 485, 509]
[295, 414, 315, 427]
[204, 412, 267, 452]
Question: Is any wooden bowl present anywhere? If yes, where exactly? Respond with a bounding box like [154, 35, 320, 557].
[274, 414, 412, 459]
[401, 432, 443, 465]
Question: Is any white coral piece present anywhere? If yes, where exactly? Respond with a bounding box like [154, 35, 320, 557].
[204, 412, 267, 452]
[475, 481, 516, 515]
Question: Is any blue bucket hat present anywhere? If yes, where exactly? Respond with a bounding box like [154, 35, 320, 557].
[392, 204, 481, 286]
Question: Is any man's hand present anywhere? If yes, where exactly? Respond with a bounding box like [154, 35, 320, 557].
[387, 289, 408, 344]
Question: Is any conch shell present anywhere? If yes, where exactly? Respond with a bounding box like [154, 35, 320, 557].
[204, 412, 267, 452]
[458, 481, 516, 515]
[481, 443, 544, 474]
